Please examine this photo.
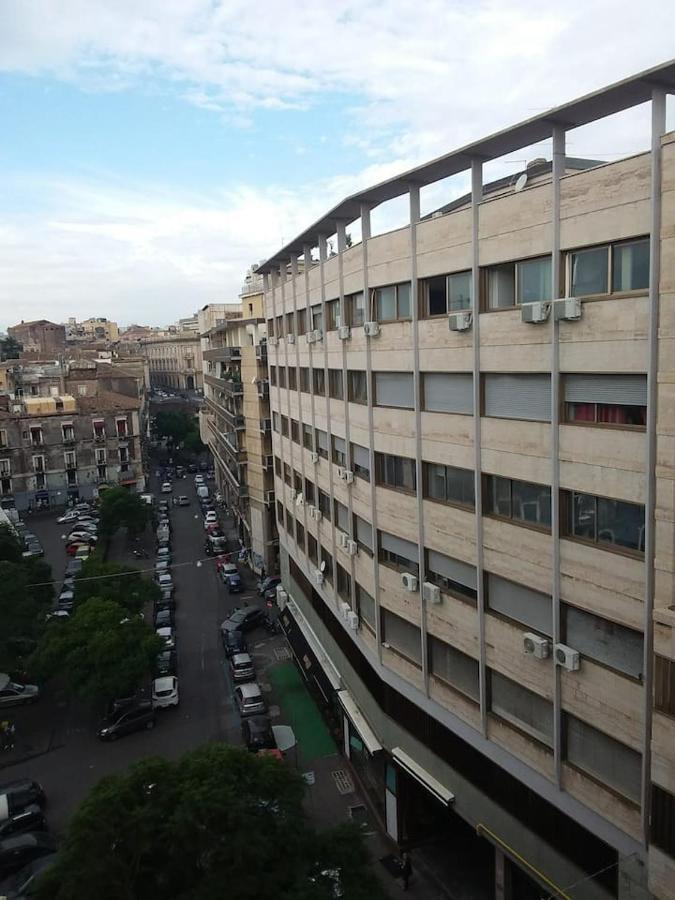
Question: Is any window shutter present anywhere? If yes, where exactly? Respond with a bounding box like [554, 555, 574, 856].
[429, 637, 479, 700]
[427, 550, 477, 590]
[355, 515, 373, 550]
[491, 671, 553, 745]
[487, 574, 551, 636]
[380, 531, 418, 561]
[333, 435, 346, 455]
[352, 443, 370, 469]
[382, 610, 422, 664]
[564, 374, 647, 406]
[423, 373, 473, 414]
[375, 372, 414, 408]
[484, 374, 551, 422]
[316, 430, 328, 452]
[565, 605, 643, 679]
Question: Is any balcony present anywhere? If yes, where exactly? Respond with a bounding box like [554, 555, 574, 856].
[259, 418, 272, 434]
[204, 374, 243, 397]
[203, 346, 241, 364]
[257, 380, 269, 400]
[238, 483, 249, 499]
[221, 407, 245, 430]
[255, 343, 268, 363]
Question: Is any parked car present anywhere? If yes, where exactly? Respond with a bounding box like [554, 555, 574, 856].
[152, 676, 179, 709]
[0, 675, 39, 709]
[0, 803, 47, 840]
[67, 530, 97, 544]
[234, 682, 266, 717]
[0, 854, 57, 899]
[96, 701, 155, 741]
[156, 547, 171, 563]
[154, 649, 177, 677]
[64, 559, 83, 577]
[56, 510, 79, 524]
[74, 545, 92, 561]
[178, 495, 190, 506]
[160, 482, 172, 494]
[156, 626, 175, 650]
[203, 511, 218, 528]
[222, 629, 247, 658]
[257, 576, 281, 597]
[220, 606, 266, 636]
[187, 463, 198, 473]
[224, 573, 242, 593]
[194, 474, 204, 485]
[0, 783, 45, 814]
[0, 832, 57, 877]
[219, 563, 238, 580]
[229, 652, 255, 683]
[156, 573, 173, 590]
[21, 540, 43, 560]
[154, 608, 174, 629]
[241, 715, 276, 752]
[57, 587, 74, 609]
[159, 586, 175, 603]
[65, 541, 87, 557]
[154, 560, 170, 576]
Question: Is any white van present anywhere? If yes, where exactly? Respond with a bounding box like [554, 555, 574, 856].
[196, 485, 209, 499]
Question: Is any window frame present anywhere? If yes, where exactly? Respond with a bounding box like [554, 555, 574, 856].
[375, 452, 417, 495]
[484, 474, 552, 533]
[421, 270, 473, 318]
[373, 282, 413, 323]
[347, 370, 368, 405]
[328, 369, 344, 400]
[561, 489, 645, 558]
[482, 255, 553, 312]
[565, 237, 650, 300]
[423, 461, 475, 510]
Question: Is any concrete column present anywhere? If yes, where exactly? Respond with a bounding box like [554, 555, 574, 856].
[303, 243, 315, 542]
[494, 847, 506, 900]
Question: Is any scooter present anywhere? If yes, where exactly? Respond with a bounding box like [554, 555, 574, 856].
[263, 615, 280, 635]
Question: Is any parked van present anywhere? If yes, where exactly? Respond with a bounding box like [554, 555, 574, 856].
[196, 485, 209, 500]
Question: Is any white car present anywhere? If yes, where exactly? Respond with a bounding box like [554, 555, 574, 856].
[161, 482, 173, 493]
[194, 475, 204, 485]
[67, 530, 97, 543]
[203, 511, 218, 529]
[156, 626, 175, 650]
[152, 676, 179, 709]
[57, 510, 79, 524]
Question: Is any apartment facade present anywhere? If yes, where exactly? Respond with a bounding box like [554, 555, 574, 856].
[260, 64, 675, 900]
[200, 291, 277, 574]
[141, 332, 203, 392]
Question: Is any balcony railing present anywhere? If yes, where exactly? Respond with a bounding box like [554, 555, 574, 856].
[203, 346, 241, 363]
[204, 374, 243, 397]
[257, 380, 269, 400]
[255, 343, 268, 362]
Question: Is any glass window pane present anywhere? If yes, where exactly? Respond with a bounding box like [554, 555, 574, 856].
[427, 276, 447, 316]
[397, 283, 411, 318]
[487, 264, 515, 309]
[571, 247, 609, 295]
[350, 293, 365, 326]
[597, 498, 644, 552]
[517, 257, 551, 303]
[512, 480, 551, 527]
[572, 492, 596, 540]
[446, 467, 475, 507]
[613, 240, 649, 292]
[490, 477, 511, 517]
[448, 271, 472, 311]
[427, 464, 446, 501]
[376, 286, 397, 321]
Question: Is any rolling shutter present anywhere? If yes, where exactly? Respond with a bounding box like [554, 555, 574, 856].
[427, 550, 477, 590]
[352, 443, 370, 469]
[564, 374, 647, 406]
[316, 430, 328, 452]
[487, 574, 551, 636]
[355, 515, 373, 551]
[423, 373, 473, 414]
[375, 372, 414, 409]
[484, 374, 551, 422]
[333, 435, 346, 455]
[380, 531, 417, 561]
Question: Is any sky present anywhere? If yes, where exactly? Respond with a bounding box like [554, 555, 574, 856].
[0, 1, 673, 330]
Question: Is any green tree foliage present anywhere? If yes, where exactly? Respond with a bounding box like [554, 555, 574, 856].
[0, 526, 52, 672]
[30, 598, 163, 702]
[182, 429, 206, 455]
[74, 558, 160, 615]
[36, 744, 384, 900]
[0, 335, 22, 361]
[99, 486, 149, 538]
[154, 410, 194, 444]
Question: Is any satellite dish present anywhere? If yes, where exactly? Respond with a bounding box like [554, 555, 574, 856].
[295, 492, 304, 507]
[320, 560, 326, 572]
[514, 173, 528, 192]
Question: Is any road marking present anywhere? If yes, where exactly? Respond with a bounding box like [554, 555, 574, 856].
[302, 771, 315, 785]
[332, 770, 355, 795]
[274, 646, 291, 661]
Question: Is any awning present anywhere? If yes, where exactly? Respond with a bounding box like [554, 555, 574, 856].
[285, 599, 341, 690]
[338, 690, 382, 755]
[392, 747, 455, 805]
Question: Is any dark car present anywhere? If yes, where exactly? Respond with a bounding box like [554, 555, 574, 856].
[241, 715, 276, 752]
[257, 576, 281, 597]
[0, 854, 57, 898]
[154, 597, 175, 616]
[220, 606, 266, 636]
[222, 629, 248, 658]
[0, 804, 47, 840]
[154, 650, 177, 677]
[154, 608, 174, 629]
[0, 832, 56, 877]
[199, 461, 208, 471]
[97, 700, 155, 741]
[187, 463, 198, 473]
[0, 783, 45, 814]
[224, 573, 242, 594]
[64, 559, 83, 577]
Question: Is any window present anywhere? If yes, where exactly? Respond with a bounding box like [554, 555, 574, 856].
[424, 463, 474, 508]
[326, 299, 341, 331]
[321, 546, 333, 584]
[93, 420, 105, 440]
[97, 465, 107, 480]
[276, 315, 284, 338]
[67, 470, 77, 487]
[276, 500, 284, 525]
[297, 308, 307, 335]
[278, 367, 287, 389]
[61, 424, 74, 442]
[30, 427, 43, 446]
[486, 573, 551, 636]
[285, 311, 295, 336]
[374, 282, 412, 321]
[334, 499, 349, 532]
[318, 489, 331, 520]
[302, 423, 313, 451]
[296, 520, 305, 551]
[422, 271, 472, 317]
[304, 478, 315, 506]
[32, 455, 44, 473]
[426, 549, 477, 602]
[283, 462, 291, 486]
[280, 415, 289, 437]
[64, 451, 76, 469]
[95, 448, 106, 465]
[381, 610, 421, 666]
[299, 367, 310, 392]
[332, 435, 346, 467]
[311, 304, 323, 332]
[315, 429, 328, 460]
[347, 292, 366, 327]
[484, 374, 551, 422]
[293, 471, 303, 494]
[308, 533, 318, 564]
[655, 655, 675, 716]
[348, 370, 368, 404]
[274, 456, 281, 477]
[429, 637, 479, 701]
[569, 239, 649, 297]
[354, 514, 373, 555]
[312, 368, 325, 396]
[291, 419, 299, 443]
[490, 671, 553, 746]
[563, 605, 643, 679]
[423, 373, 473, 414]
[563, 490, 644, 554]
[272, 411, 280, 433]
[328, 369, 344, 400]
[374, 372, 414, 409]
[485, 257, 551, 310]
[288, 367, 297, 391]
[379, 531, 418, 576]
[563, 374, 647, 428]
[0, 459, 11, 476]
[375, 453, 416, 493]
[119, 447, 129, 465]
[286, 510, 295, 536]
[351, 443, 370, 481]
[116, 418, 128, 438]
[565, 714, 641, 803]
[337, 564, 351, 601]
[356, 585, 375, 633]
[267, 318, 275, 337]
[651, 785, 675, 857]
[485, 475, 551, 530]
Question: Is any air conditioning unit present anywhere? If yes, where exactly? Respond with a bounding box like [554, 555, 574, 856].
[343, 470, 354, 484]
[521, 301, 551, 324]
[337, 531, 348, 549]
[364, 321, 380, 337]
[311, 451, 319, 464]
[276, 587, 288, 610]
[448, 311, 472, 332]
[523, 632, 551, 659]
[306, 331, 316, 344]
[311, 329, 323, 343]
[345, 539, 358, 557]
[338, 325, 351, 340]
[401, 573, 418, 592]
[422, 581, 441, 604]
[314, 570, 324, 585]
[268, 336, 278, 346]
[339, 601, 351, 620]
[555, 643, 580, 671]
[346, 610, 359, 630]
[336, 466, 346, 481]
[286, 333, 296, 345]
[307, 504, 316, 519]
[553, 297, 582, 321]
[313, 508, 323, 523]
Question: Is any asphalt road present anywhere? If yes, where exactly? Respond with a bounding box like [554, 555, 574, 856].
[1, 475, 267, 834]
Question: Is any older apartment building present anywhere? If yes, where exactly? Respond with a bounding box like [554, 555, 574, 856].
[259, 63, 675, 899]
[200, 284, 278, 574]
[141, 332, 203, 392]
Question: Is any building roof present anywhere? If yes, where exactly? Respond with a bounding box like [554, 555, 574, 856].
[257, 59, 675, 274]
[77, 390, 141, 412]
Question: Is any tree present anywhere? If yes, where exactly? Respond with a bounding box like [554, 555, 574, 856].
[35, 744, 385, 900]
[30, 598, 163, 702]
[182, 430, 205, 455]
[74, 558, 160, 615]
[154, 410, 194, 444]
[99, 486, 149, 538]
[0, 335, 22, 361]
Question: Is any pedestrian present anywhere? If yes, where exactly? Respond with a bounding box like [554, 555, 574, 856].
[400, 851, 412, 891]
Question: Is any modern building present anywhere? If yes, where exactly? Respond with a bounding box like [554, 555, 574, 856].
[200, 288, 277, 573]
[258, 63, 675, 900]
[7, 320, 66, 356]
[141, 332, 203, 392]
[65, 317, 120, 343]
